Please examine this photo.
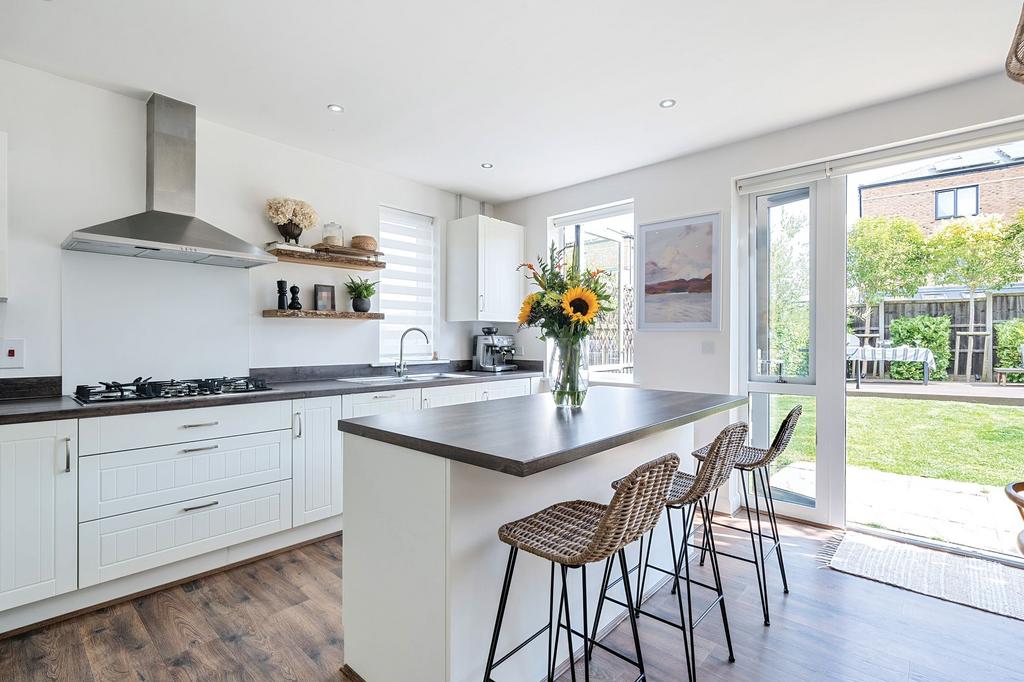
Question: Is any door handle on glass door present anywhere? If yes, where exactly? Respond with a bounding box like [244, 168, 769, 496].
[64, 437, 71, 472]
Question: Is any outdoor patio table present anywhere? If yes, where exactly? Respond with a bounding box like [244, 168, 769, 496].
[847, 345, 936, 388]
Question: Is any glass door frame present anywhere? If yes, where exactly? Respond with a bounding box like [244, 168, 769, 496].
[738, 175, 847, 528]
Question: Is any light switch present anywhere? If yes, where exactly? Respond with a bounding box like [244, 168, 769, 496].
[0, 339, 24, 368]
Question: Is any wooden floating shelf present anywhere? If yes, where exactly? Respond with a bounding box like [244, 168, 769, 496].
[311, 242, 385, 258]
[267, 248, 386, 271]
[262, 309, 384, 320]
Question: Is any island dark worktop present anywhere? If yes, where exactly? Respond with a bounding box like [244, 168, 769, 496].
[338, 386, 747, 476]
[0, 370, 543, 425]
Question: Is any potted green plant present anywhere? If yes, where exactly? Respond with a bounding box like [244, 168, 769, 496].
[345, 276, 377, 313]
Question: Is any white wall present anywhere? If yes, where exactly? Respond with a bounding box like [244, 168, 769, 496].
[495, 72, 1024, 405]
[0, 59, 487, 389]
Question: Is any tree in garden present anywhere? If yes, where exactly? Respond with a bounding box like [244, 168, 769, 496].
[769, 203, 811, 376]
[847, 216, 928, 328]
[928, 215, 1024, 377]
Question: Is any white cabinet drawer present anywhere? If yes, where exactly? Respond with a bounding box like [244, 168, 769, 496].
[342, 389, 421, 418]
[477, 379, 531, 401]
[79, 400, 293, 455]
[79, 430, 293, 522]
[79, 480, 292, 587]
[421, 384, 478, 409]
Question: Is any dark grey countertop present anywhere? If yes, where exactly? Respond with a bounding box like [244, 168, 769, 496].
[0, 371, 543, 426]
[338, 386, 747, 476]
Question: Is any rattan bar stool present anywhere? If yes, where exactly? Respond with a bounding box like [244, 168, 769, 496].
[693, 405, 802, 626]
[596, 422, 748, 681]
[482, 453, 679, 682]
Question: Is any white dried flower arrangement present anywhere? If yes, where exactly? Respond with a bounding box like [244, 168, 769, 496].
[265, 197, 319, 231]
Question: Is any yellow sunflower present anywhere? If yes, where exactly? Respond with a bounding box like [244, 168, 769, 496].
[561, 287, 599, 324]
[517, 293, 540, 325]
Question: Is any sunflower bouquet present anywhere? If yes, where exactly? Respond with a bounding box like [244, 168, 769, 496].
[517, 243, 614, 407]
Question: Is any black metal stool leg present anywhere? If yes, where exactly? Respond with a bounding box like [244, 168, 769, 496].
[681, 504, 698, 678]
[587, 558, 613, 661]
[740, 474, 770, 626]
[761, 467, 790, 594]
[483, 546, 518, 682]
[700, 497, 735, 663]
[666, 505, 694, 682]
[547, 562, 556, 681]
[617, 549, 647, 681]
[637, 528, 654, 609]
[560, 565, 578, 682]
[750, 469, 771, 624]
[551, 566, 566, 681]
[698, 488, 717, 567]
[580, 565, 590, 682]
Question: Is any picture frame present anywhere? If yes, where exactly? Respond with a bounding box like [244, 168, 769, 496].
[314, 284, 336, 312]
[637, 211, 721, 331]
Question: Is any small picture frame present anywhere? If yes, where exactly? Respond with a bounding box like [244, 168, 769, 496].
[314, 284, 336, 312]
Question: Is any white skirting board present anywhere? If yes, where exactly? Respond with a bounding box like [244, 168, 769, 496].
[0, 514, 343, 635]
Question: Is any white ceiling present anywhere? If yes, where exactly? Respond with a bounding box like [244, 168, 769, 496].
[0, 1, 1019, 202]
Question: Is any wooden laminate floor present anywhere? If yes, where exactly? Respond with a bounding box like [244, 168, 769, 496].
[1, 520, 1022, 681]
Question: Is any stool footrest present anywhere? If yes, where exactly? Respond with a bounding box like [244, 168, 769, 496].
[490, 623, 550, 670]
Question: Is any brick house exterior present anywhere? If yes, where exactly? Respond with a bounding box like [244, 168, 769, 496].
[859, 160, 1024, 233]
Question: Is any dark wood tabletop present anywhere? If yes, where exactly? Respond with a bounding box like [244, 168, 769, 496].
[338, 386, 747, 476]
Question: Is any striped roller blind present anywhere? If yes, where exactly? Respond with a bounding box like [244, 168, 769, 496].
[378, 206, 436, 362]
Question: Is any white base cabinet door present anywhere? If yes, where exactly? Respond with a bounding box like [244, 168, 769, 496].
[342, 389, 421, 418]
[292, 397, 343, 527]
[79, 480, 292, 587]
[476, 379, 531, 402]
[0, 420, 77, 612]
[421, 384, 478, 409]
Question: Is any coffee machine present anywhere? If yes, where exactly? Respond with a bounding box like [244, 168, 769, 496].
[472, 327, 518, 372]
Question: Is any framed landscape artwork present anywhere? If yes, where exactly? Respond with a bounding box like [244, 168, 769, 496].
[637, 212, 721, 331]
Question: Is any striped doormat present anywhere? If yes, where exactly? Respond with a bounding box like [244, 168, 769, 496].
[822, 531, 1024, 621]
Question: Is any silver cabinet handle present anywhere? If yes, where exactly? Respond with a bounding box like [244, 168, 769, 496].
[372, 394, 396, 400]
[182, 444, 219, 454]
[64, 437, 71, 473]
[183, 501, 218, 513]
[182, 421, 219, 429]
[481, 391, 490, 400]
[479, 293, 484, 312]
[295, 412, 303, 438]
[423, 396, 430, 408]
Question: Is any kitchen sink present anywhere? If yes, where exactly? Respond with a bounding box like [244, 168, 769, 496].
[337, 373, 475, 385]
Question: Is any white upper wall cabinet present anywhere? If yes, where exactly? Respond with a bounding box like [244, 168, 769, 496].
[446, 215, 524, 323]
[0, 132, 7, 302]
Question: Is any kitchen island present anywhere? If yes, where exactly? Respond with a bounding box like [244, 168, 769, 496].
[338, 386, 746, 682]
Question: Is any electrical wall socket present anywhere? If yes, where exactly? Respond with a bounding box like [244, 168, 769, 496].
[0, 339, 24, 369]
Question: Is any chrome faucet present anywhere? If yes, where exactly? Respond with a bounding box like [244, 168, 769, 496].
[396, 327, 430, 377]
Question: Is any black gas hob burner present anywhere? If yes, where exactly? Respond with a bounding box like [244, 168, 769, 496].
[74, 376, 270, 404]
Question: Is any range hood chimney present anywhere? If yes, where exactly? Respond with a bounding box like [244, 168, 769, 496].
[61, 94, 277, 268]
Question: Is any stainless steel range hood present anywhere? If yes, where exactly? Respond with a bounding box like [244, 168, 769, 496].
[61, 94, 276, 268]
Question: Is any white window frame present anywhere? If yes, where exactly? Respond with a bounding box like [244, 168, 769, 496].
[378, 205, 439, 363]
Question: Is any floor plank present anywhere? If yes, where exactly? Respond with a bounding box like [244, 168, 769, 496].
[1, 528, 1021, 681]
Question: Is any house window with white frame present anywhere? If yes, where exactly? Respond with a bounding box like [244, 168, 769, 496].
[934, 185, 979, 220]
[378, 206, 437, 363]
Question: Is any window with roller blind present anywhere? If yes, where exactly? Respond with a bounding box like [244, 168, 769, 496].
[378, 206, 437, 362]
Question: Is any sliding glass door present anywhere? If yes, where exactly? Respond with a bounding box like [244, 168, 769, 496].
[742, 177, 847, 527]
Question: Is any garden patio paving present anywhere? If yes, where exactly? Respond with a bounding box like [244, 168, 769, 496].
[772, 461, 1023, 557]
[849, 379, 1024, 405]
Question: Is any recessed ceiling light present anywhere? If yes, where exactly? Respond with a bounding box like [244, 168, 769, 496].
[326, 103, 345, 113]
[658, 98, 677, 109]
[481, 162, 494, 169]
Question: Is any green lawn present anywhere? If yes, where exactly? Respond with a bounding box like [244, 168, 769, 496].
[770, 394, 1024, 487]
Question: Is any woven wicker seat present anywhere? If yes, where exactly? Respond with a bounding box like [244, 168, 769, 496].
[497, 453, 678, 567]
[692, 404, 800, 471]
[692, 442, 769, 470]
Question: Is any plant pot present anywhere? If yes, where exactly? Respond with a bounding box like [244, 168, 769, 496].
[352, 297, 371, 313]
[548, 338, 589, 408]
[277, 221, 303, 245]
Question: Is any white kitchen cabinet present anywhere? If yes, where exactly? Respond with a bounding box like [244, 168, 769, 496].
[79, 430, 293, 522]
[342, 389, 422, 419]
[446, 215, 524, 322]
[79, 480, 291, 588]
[79, 400, 293, 455]
[292, 397, 343, 527]
[0, 420, 77, 612]
[476, 378, 531, 402]
[421, 383, 479, 409]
